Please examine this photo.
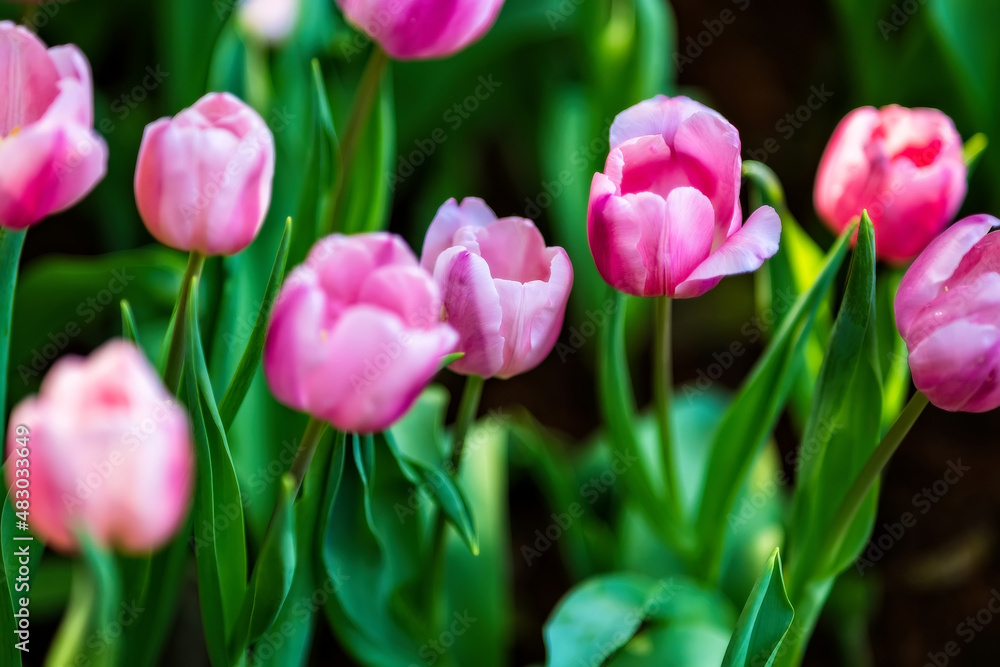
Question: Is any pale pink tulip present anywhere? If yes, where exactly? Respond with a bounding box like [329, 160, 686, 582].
[335, 0, 505, 60]
[264, 233, 458, 432]
[134, 92, 275, 256]
[588, 95, 780, 298]
[420, 197, 572, 379]
[0, 21, 107, 229]
[815, 105, 967, 263]
[5, 341, 193, 553]
[239, 0, 300, 44]
[895, 215, 1000, 413]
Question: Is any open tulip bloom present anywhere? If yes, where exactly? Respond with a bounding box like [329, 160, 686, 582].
[6, 5, 1000, 667]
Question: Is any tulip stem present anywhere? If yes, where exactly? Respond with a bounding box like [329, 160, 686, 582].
[163, 251, 206, 394]
[289, 417, 330, 497]
[0, 228, 26, 439]
[325, 45, 390, 236]
[654, 297, 684, 525]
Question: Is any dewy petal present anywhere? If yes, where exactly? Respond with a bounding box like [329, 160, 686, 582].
[0, 21, 61, 134]
[434, 247, 505, 377]
[894, 214, 998, 341]
[420, 196, 498, 273]
[588, 172, 648, 296]
[675, 205, 781, 298]
[609, 95, 723, 148]
[908, 320, 1000, 413]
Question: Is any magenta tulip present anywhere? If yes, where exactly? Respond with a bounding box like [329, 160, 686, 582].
[264, 233, 458, 432]
[420, 198, 572, 379]
[5, 341, 193, 553]
[587, 95, 780, 298]
[0, 21, 107, 229]
[134, 92, 275, 256]
[815, 105, 967, 263]
[894, 215, 1000, 413]
[335, 0, 505, 60]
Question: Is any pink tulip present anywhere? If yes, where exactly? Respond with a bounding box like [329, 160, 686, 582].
[335, 0, 505, 60]
[4, 341, 193, 553]
[587, 95, 780, 298]
[420, 198, 573, 379]
[134, 92, 275, 256]
[894, 215, 1000, 413]
[0, 21, 107, 229]
[815, 105, 967, 263]
[239, 0, 300, 44]
[264, 233, 458, 432]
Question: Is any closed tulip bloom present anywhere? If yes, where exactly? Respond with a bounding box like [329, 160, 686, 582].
[420, 198, 573, 379]
[894, 215, 1000, 412]
[815, 105, 967, 263]
[588, 95, 780, 298]
[264, 233, 458, 432]
[0, 22, 107, 229]
[239, 0, 300, 44]
[5, 341, 193, 553]
[335, 0, 505, 60]
[134, 92, 275, 256]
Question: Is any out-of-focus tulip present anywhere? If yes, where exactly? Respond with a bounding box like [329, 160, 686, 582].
[587, 95, 780, 298]
[264, 233, 458, 432]
[238, 0, 300, 44]
[815, 105, 967, 263]
[134, 92, 275, 256]
[895, 214, 1000, 413]
[0, 21, 107, 229]
[335, 0, 505, 60]
[420, 197, 573, 379]
[4, 341, 193, 553]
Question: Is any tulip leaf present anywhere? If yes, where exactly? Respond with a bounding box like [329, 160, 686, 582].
[963, 132, 989, 170]
[185, 282, 247, 666]
[120, 299, 140, 345]
[788, 213, 882, 583]
[720, 549, 794, 667]
[877, 268, 910, 435]
[439, 351, 465, 370]
[218, 217, 292, 430]
[0, 228, 25, 440]
[695, 223, 855, 580]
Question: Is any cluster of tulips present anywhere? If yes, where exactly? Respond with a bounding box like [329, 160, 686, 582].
[1, 0, 999, 665]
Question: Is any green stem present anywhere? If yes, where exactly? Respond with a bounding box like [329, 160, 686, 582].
[288, 417, 330, 499]
[0, 228, 26, 440]
[324, 46, 390, 236]
[654, 297, 684, 525]
[163, 251, 206, 394]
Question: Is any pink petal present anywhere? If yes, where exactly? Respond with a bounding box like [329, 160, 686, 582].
[609, 95, 723, 148]
[908, 320, 1000, 413]
[464, 216, 551, 282]
[420, 197, 497, 273]
[664, 187, 715, 295]
[358, 265, 443, 329]
[0, 21, 60, 134]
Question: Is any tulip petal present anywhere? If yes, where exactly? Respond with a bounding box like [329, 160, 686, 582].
[908, 320, 1000, 413]
[675, 205, 781, 298]
[609, 95, 721, 148]
[0, 21, 60, 134]
[359, 265, 443, 329]
[46, 44, 94, 126]
[420, 196, 497, 273]
[664, 187, 715, 295]
[466, 216, 551, 282]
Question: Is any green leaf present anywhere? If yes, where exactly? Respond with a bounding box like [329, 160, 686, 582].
[721, 549, 794, 667]
[877, 268, 909, 435]
[963, 132, 989, 170]
[120, 299, 140, 345]
[0, 228, 26, 440]
[695, 223, 855, 580]
[788, 213, 882, 583]
[342, 64, 396, 234]
[218, 218, 292, 430]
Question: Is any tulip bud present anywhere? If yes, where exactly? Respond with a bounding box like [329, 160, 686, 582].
[238, 0, 300, 45]
[587, 95, 780, 298]
[335, 0, 506, 60]
[815, 105, 967, 263]
[894, 215, 1000, 413]
[134, 92, 275, 256]
[0, 21, 108, 229]
[264, 233, 458, 432]
[4, 341, 194, 554]
[420, 197, 573, 379]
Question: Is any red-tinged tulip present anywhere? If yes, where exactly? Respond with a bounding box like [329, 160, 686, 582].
[587, 95, 780, 298]
[0, 21, 107, 229]
[264, 233, 458, 433]
[815, 105, 967, 263]
[239, 0, 300, 44]
[134, 92, 275, 256]
[895, 215, 1000, 412]
[335, 0, 505, 60]
[420, 197, 572, 379]
[4, 341, 193, 554]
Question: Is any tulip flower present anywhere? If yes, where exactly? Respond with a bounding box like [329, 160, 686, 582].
[4, 341, 193, 553]
[335, 0, 506, 60]
[894, 214, 1000, 413]
[134, 92, 275, 256]
[0, 21, 107, 229]
[239, 0, 300, 44]
[264, 233, 458, 433]
[815, 105, 967, 263]
[587, 95, 780, 298]
[420, 197, 573, 379]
